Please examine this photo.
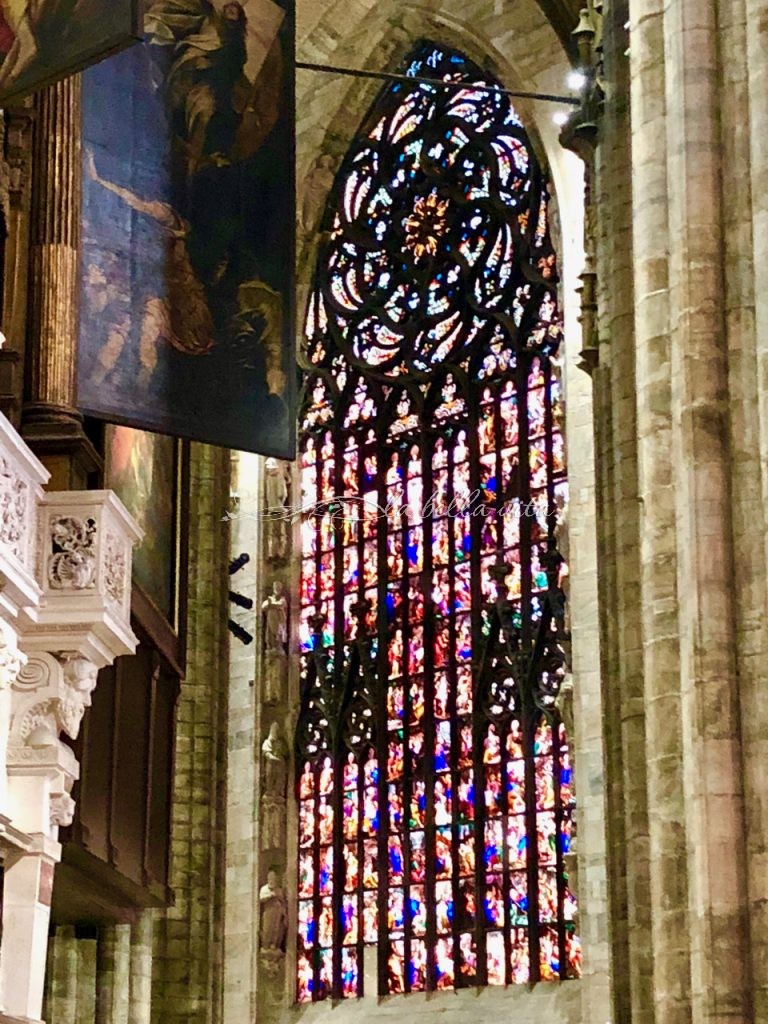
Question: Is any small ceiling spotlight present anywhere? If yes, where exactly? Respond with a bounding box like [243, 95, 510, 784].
[567, 69, 588, 91]
[552, 110, 570, 127]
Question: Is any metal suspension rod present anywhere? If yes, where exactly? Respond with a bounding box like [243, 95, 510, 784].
[295, 60, 581, 106]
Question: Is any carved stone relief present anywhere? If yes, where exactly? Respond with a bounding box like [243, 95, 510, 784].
[11, 651, 98, 746]
[0, 455, 29, 560]
[103, 531, 127, 604]
[48, 515, 97, 590]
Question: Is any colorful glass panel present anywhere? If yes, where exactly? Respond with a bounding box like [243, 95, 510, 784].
[295, 41, 578, 1001]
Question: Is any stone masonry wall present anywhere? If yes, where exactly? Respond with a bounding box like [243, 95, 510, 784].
[151, 443, 230, 1024]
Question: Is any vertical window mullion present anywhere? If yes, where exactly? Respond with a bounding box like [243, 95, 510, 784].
[445, 417, 461, 986]
[421, 428, 437, 990]
[376, 428, 391, 996]
[467, 384, 487, 986]
[517, 353, 541, 984]
[332, 431, 346, 1001]
[398, 437, 414, 992]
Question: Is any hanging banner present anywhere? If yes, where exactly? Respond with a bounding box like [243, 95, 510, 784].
[0, 0, 140, 104]
[78, 0, 296, 459]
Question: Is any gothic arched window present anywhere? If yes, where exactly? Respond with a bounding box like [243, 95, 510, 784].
[296, 42, 578, 1002]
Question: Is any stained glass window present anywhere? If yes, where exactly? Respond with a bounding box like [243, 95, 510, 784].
[296, 42, 579, 1002]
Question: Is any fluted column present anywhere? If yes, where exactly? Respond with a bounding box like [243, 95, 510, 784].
[22, 76, 98, 490]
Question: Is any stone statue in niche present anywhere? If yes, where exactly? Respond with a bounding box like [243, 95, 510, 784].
[264, 457, 290, 563]
[262, 722, 288, 796]
[261, 722, 288, 851]
[261, 581, 287, 705]
[259, 867, 288, 978]
[300, 153, 335, 239]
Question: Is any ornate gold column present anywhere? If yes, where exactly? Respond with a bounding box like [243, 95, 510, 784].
[21, 75, 99, 491]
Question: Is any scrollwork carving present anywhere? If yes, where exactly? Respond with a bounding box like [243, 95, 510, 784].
[11, 651, 98, 745]
[48, 515, 97, 589]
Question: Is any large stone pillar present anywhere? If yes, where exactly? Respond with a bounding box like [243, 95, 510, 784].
[628, 0, 693, 1019]
[740, 0, 768, 1016]
[22, 76, 98, 490]
[663, 0, 750, 1019]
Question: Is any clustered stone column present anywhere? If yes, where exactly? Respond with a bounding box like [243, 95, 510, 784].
[0, 412, 141, 1024]
[583, 0, 765, 1018]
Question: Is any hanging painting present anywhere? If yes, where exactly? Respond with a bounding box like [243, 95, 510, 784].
[104, 424, 179, 623]
[0, 0, 140, 104]
[77, 0, 296, 458]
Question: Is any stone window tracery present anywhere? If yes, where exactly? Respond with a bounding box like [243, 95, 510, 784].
[295, 41, 579, 1002]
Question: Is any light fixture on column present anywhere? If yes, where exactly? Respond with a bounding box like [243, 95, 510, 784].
[559, 0, 604, 374]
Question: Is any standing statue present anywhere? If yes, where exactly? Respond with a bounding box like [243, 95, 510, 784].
[262, 581, 287, 651]
[300, 154, 335, 239]
[262, 721, 288, 797]
[264, 457, 290, 562]
[259, 867, 288, 978]
[261, 721, 288, 850]
[262, 581, 287, 705]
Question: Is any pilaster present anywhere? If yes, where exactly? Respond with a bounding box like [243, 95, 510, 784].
[22, 76, 98, 490]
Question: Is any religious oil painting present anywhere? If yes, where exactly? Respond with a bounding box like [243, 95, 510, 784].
[78, 0, 296, 458]
[105, 424, 178, 623]
[0, 0, 140, 104]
